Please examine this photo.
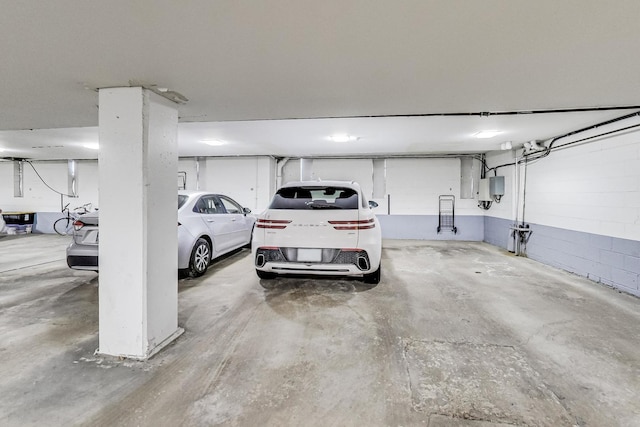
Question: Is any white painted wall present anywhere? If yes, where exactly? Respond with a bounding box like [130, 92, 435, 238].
[0, 157, 275, 216]
[385, 158, 480, 215]
[282, 159, 373, 192]
[0, 160, 98, 212]
[3, 155, 495, 224]
[177, 158, 198, 191]
[281, 158, 380, 207]
[280, 157, 482, 216]
[201, 157, 275, 214]
[485, 126, 640, 241]
[524, 130, 640, 240]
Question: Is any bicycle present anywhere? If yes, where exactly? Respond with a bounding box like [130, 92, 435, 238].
[53, 203, 93, 236]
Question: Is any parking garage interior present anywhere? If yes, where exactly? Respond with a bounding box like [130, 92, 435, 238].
[1, 2, 640, 426]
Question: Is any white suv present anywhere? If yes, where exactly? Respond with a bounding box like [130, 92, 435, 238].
[252, 181, 382, 284]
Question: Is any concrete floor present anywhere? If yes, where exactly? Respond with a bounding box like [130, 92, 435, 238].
[1, 234, 639, 426]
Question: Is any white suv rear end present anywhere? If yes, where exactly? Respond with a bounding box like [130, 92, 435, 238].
[252, 181, 382, 284]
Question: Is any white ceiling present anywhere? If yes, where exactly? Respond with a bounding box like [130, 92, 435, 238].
[1, 1, 639, 160]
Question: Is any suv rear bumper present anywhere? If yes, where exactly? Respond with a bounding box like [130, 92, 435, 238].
[255, 247, 378, 275]
[259, 262, 372, 276]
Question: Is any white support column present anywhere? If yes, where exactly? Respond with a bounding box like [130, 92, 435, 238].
[98, 87, 183, 360]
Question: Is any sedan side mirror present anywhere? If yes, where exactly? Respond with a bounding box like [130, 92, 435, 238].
[368, 201, 379, 209]
[243, 207, 252, 215]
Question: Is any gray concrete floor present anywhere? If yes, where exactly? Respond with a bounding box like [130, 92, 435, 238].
[1, 234, 639, 426]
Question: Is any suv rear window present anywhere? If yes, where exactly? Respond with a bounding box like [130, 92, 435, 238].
[269, 186, 358, 210]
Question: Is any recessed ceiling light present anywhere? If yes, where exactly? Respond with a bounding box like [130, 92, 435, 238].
[83, 143, 99, 150]
[474, 130, 502, 139]
[0, 147, 5, 152]
[201, 139, 227, 146]
[328, 134, 359, 143]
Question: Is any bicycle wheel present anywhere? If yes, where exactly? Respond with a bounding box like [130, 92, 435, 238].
[53, 217, 72, 235]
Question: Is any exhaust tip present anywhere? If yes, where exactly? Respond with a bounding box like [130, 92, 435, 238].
[357, 255, 370, 271]
[256, 253, 266, 268]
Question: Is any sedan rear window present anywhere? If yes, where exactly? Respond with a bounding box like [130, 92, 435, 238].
[178, 195, 189, 209]
[269, 186, 358, 210]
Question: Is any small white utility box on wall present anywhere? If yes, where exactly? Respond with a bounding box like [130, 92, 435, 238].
[479, 176, 505, 201]
[490, 176, 505, 198]
[478, 179, 491, 201]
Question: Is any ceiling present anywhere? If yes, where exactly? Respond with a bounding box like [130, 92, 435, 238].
[1, 1, 639, 160]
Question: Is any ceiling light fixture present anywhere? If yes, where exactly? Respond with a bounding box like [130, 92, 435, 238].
[201, 139, 227, 146]
[328, 134, 359, 143]
[83, 143, 99, 150]
[474, 130, 502, 139]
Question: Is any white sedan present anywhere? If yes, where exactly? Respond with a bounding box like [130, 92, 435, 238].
[67, 191, 255, 277]
[252, 181, 382, 284]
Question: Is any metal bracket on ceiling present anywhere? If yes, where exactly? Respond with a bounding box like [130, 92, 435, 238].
[83, 80, 189, 105]
[128, 80, 189, 104]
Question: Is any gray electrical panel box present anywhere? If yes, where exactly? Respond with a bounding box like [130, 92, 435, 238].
[489, 176, 505, 196]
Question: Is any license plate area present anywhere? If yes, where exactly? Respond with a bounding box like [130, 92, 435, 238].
[297, 248, 322, 262]
[80, 230, 99, 245]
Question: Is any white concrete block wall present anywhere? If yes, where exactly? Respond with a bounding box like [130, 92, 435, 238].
[485, 127, 640, 295]
[525, 130, 640, 240]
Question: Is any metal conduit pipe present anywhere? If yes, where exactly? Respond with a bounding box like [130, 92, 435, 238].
[262, 105, 640, 122]
[487, 110, 640, 173]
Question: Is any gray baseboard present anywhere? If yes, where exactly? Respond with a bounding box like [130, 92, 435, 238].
[377, 215, 484, 241]
[484, 216, 640, 297]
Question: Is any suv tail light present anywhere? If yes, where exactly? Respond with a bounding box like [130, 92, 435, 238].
[257, 219, 292, 229]
[73, 220, 85, 231]
[328, 218, 375, 230]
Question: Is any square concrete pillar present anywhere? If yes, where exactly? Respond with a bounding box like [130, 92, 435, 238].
[98, 87, 183, 359]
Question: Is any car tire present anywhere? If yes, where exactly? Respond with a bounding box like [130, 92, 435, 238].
[188, 238, 211, 277]
[256, 269, 276, 280]
[363, 264, 381, 284]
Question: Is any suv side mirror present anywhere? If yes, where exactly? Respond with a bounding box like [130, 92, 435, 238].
[243, 207, 252, 215]
[368, 201, 378, 209]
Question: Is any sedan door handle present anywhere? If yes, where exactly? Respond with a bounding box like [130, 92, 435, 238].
[207, 219, 215, 223]
[231, 218, 237, 222]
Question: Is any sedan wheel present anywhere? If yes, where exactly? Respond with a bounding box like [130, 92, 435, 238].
[188, 238, 211, 277]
